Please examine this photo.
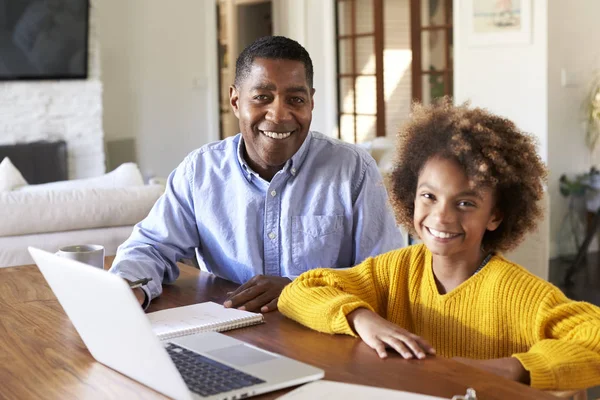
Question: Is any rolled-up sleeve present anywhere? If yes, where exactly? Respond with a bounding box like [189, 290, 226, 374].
[109, 155, 200, 303]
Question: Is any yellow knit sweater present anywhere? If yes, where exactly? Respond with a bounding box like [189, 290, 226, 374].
[279, 244, 600, 390]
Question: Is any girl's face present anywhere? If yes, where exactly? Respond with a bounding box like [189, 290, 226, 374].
[413, 156, 502, 260]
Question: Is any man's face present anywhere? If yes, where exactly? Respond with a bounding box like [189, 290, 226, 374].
[230, 58, 315, 177]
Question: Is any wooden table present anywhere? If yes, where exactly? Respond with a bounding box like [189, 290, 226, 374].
[0, 258, 557, 400]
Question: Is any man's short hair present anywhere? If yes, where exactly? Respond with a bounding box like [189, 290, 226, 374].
[234, 36, 314, 88]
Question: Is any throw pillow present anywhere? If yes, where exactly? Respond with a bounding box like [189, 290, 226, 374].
[0, 157, 28, 191]
[19, 163, 145, 192]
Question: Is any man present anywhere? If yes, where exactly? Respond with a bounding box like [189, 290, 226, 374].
[110, 36, 403, 312]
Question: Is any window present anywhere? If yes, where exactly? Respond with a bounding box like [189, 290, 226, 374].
[410, 0, 453, 104]
[335, 0, 385, 143]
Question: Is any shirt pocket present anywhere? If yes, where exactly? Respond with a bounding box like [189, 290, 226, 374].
[291, 215, 345, 275]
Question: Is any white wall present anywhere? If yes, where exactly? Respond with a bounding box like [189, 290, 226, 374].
[272, 0, 338, 138]
[454, 0, 548, 160]
[453, 0, 549, 278]
[98, 0, 219, 179]
[0, 0, 104, 179]
[547, 0, 600, 257]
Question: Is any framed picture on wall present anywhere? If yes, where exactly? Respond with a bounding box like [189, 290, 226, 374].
[466, 0, 532, 46]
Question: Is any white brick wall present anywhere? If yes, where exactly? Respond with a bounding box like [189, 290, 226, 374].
[0, 1, 104, 179]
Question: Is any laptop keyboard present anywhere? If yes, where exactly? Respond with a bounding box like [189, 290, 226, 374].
[165, 343, 266, 398]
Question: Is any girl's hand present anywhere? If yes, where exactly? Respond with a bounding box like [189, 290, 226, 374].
[347, 308, 436, 359]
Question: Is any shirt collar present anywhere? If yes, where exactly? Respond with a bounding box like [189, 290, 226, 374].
[236, 135, 257, 181]
[287, 131, 312, 175]
[236, 131, 313, 180]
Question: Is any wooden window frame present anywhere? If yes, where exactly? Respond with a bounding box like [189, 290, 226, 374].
[335, 0, 386, 143]
[410, 0, 453, 102]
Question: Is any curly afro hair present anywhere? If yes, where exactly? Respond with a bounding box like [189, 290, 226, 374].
[390, 97, 547, 253]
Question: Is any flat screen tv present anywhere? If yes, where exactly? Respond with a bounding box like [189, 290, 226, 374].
[0, 0, 89, 80]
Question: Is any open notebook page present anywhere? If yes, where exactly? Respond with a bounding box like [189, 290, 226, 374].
[277, 381, 451, 400]
[147, 301, 264, 340]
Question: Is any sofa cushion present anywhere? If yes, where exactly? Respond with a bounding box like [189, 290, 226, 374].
[0, 185, 164, 237]
[0, 226, 135, 268]
[0, 140, 68, 184]
[0, 157, 28, 191]
[19, 163, 144, 192]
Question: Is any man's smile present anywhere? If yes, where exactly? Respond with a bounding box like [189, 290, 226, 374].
[260, 130, 294, 140]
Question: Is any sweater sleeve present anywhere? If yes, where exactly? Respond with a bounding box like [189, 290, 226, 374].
[279, 254, 392, 336]
[512, 287, 600, 390]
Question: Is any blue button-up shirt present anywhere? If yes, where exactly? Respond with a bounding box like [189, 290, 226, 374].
[110, 131, 404, 303]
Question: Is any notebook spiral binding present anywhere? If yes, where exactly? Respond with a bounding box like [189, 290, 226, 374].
[157, 316, 262, 341]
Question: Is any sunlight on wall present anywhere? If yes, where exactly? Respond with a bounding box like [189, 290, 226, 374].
[384, 49, 412, 134]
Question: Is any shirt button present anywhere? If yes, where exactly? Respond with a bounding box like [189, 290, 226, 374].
[270, 190, 276, 197]
[291, 168, 297, 175]
[268, 232, 276, 240]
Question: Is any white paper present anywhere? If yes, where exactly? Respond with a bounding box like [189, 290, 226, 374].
[147, 301, 263, 339]
[277, 381, 449, 400]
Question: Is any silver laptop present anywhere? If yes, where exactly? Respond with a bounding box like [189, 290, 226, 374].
[28, 247, 324, 400]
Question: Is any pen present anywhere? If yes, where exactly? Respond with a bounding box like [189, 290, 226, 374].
[128, 277, 153, 289]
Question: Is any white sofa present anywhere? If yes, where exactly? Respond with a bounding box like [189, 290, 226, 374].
[0, 159, 163, 267]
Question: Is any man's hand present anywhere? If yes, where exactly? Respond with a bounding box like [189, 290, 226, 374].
[348, 308, 436, 360]
[132, 287, 145, 306]
[223, 275, 291, 313]
[453, 357, 530, 384]
[123, 278, 146, 307]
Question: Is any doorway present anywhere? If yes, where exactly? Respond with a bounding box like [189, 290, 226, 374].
[217, 0, 273, 139]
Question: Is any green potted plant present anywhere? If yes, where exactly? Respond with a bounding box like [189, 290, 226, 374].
[557, 168, 600, 259]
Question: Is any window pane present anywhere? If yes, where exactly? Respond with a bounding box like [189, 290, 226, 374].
[338, 38, 353, 75]
[339, 77, 355, 114]
[356, 36, 375, 75]
[356, 115, 377, 143]
[421, 30, 446, 72]
[337, 1, 351, 36]
[355, 0, 374, 34]
[340, 114, 356, 143]
[355, 76, 377, 115]
[422, 73, 446, 104]
[421, 0, 446, 27]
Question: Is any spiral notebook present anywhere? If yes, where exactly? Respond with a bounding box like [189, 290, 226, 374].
[147, 301, 264, 340]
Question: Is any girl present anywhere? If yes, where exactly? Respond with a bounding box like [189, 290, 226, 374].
[278, 99, 600, 390]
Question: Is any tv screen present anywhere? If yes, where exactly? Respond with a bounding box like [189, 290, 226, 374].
[0, 0, 89, 80]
